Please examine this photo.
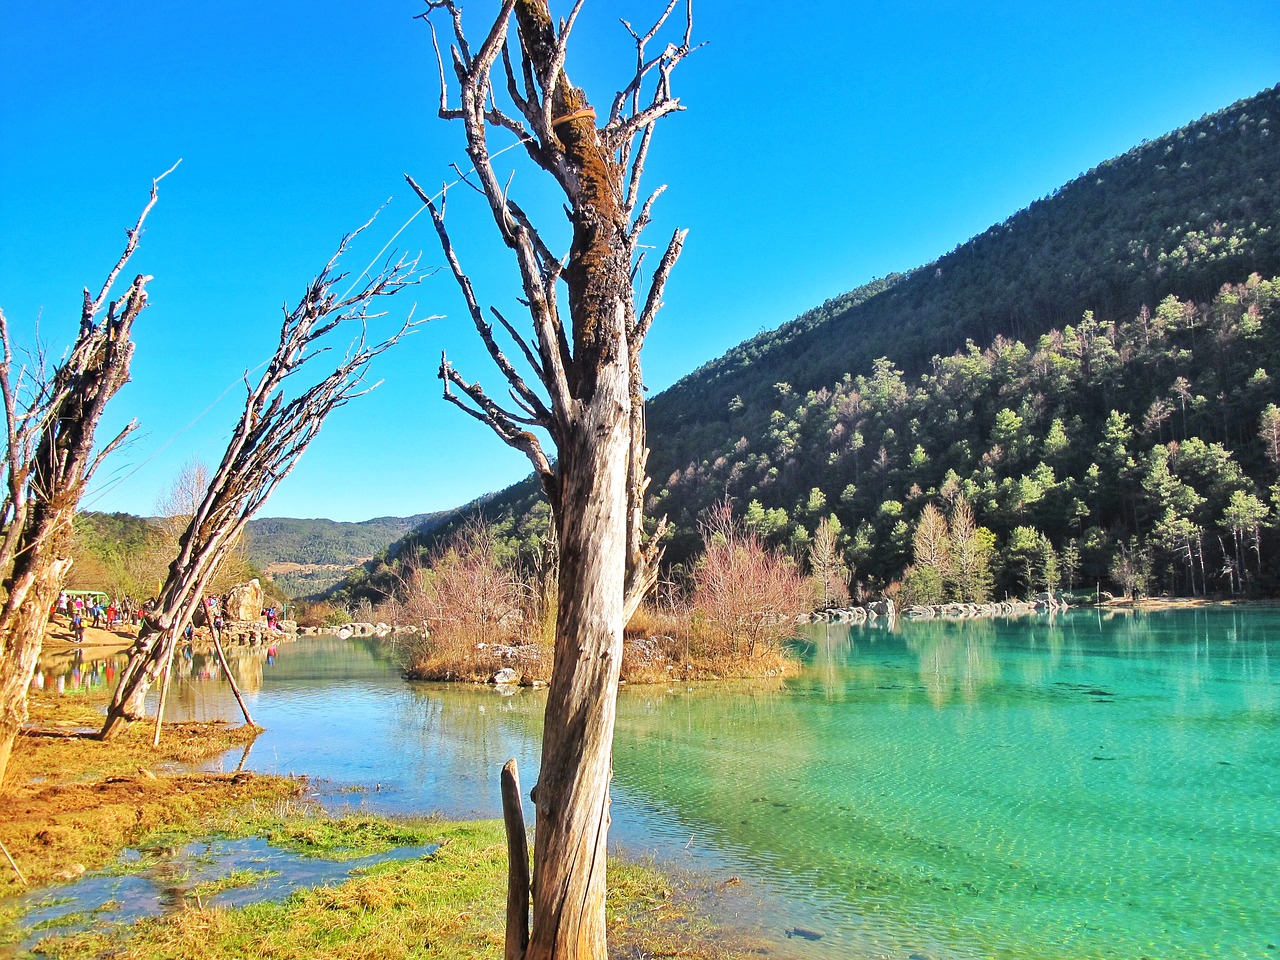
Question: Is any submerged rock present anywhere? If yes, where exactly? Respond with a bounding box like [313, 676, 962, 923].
[785, 926, 825, 941]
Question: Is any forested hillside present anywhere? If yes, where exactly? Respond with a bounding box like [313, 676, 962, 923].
[651, 84, 1280, 475]
[658, 276, 1280, 597]
[244, 514, 446, 567]
[240, 513, 448, 596]
[338, 84, 1280, 605]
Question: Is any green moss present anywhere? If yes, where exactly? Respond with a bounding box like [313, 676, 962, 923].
[188, 868, 280, 901]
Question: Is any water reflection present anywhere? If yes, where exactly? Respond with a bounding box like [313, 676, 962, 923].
[32, 648, 127, 697]
[10, 836, 435, 951]
[901, 620, 1000, 708]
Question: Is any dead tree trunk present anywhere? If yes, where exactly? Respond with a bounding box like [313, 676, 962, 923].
[101, 232, 420, 739]
[0, 170, 171, 784]
[416, 3, 693, 955]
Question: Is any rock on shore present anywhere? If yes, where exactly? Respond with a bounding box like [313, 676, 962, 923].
[799, 593, 1070, 624]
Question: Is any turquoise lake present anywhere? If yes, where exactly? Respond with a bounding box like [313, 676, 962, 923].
[38, 607, 1280, 958]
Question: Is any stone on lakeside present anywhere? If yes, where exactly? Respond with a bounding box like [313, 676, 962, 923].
[224, 579, 265, 622]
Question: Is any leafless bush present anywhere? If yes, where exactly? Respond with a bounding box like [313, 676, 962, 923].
[293, 600, 348, 628]
[397, 519, 528, 679]
[691, 502, 809, 662]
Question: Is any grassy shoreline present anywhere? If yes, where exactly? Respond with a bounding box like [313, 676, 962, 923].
[1, 690, 789, 960]
[27, 814, 776, 960]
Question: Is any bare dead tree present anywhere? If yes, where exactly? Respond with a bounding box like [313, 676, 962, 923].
[101, 234, 423, 739]
[414, 2, 695, 956]
[0, 168, 174, 784]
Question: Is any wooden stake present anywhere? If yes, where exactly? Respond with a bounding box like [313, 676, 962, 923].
[501, 758, 530, 960]
[209, 614, 254, 728]
[0, 834, 27, 887]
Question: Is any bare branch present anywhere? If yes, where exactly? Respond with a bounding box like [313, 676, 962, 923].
[635, 227, 687, 348]
[424, 17, 461, 119]
[440, 354, 543, 430]
[544, 0, 588, 113]
[85, 161, 180, 325]
[413, 180, 552, 425]
[473, 0, 519, 84]
[103, 233, 425, 738]
[86, 419, 138, 481]
[628, 182, 665, 243]
[492, 306, 545, 384]
[610, 0, 681, 124]
[440, 352, 555, 491]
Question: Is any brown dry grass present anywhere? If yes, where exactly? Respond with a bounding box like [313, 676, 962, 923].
[404, 642, 550, 685]
[0, 689, 298, 897]
[626, 602, 799, 683]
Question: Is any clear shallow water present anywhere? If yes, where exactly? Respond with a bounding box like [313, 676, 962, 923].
[12, 837, 433, 950]
[28, 610, 1280, 959]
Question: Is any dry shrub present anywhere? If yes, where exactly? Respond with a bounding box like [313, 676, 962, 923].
[691, 502, 808, 663]
[625, 594, 795, 681]
[624, 602, 657, 639]
[293, 600, 348, 628]
[396, 520, 529, 680]
[619, 630, 673, 684]
[618, 505, 807, 681]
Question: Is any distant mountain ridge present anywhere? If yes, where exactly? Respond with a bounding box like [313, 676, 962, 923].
[244, 512, 453, 597]
[70, 510, 454, 600]
[244, 513, 447, 567]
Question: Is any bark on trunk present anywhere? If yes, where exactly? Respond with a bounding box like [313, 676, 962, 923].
[100, 627, 165, 734]
[102, 537, 219, 739]
[0, 547, 72, 785]
[528, 354, 630, 959]
[101, 582, 205, 739]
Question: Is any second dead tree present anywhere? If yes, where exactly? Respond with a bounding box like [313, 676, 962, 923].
[101, 236, 421, 740]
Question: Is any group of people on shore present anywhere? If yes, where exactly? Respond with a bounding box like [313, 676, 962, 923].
[56, 592, 144, 643]
[53, 590, 283, 645]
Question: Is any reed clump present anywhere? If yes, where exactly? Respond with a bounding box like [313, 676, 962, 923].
[391, 520, 550, 683]
[619, 503, 808, 680]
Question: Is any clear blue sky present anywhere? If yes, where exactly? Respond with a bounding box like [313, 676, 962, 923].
[2, 1, 1277, 522]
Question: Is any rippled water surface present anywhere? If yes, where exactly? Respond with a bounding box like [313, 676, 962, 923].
[46, 608, 1280, 959]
